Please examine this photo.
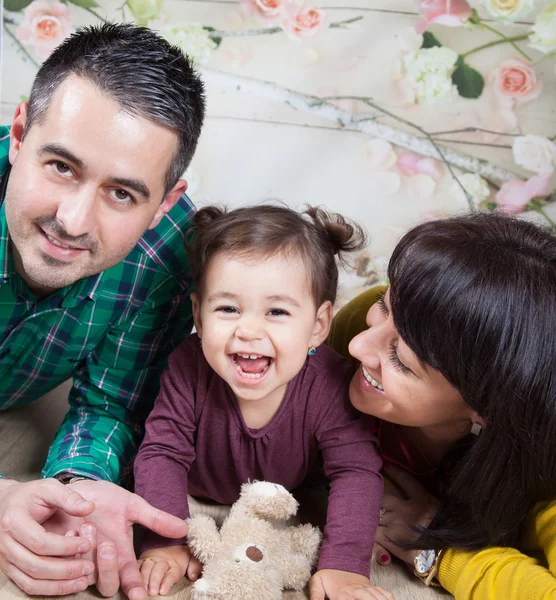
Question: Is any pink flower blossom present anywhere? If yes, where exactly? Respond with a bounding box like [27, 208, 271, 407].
[416, 0, 473, 34]
[283, 4, 327, 39]
[397, 152, 444, 180]
[240, 0, 289, 23]
[495, 173, 552, 214]
[490, 58, 543, 108]
[16, 0, 72, 60]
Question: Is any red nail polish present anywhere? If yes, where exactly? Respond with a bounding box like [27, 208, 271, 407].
[380, 553, 390, 564]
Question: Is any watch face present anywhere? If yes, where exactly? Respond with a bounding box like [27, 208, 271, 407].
[416, 549, 436, 574]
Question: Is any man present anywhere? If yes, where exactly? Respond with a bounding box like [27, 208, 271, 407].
[0, 23, 205, 599]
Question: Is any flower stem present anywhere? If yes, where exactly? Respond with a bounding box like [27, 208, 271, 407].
[535, 205, 556, 229]
[208, 16, 362, 39]
[460, 34, 529, 59]
[81, 6, 109, 22]
[3, 18, 40, 68]
[477, 23, 531, 61]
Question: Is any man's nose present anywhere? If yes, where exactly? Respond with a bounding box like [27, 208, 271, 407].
[55, 186, 98, 238]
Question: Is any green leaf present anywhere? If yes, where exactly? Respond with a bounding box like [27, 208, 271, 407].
[4, 0, 33, 11]
[203, 26, 222, 48]
[452, 62, 484, 99]
[421, 31, 442, 49]
[67, 0, 100, 9]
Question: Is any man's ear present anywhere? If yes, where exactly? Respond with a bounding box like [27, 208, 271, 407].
[9, 103, 28, 164]
[148, 179, 188, 230]
[191, 292, 202, 338]
[311, 301, 333, 348]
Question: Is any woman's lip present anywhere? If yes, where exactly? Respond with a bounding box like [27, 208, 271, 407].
[358, 365, 384, 395]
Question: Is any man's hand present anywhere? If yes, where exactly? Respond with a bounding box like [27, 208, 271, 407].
[375, 467, 439, 567]
[138, 544, 202, 596]
[44, 479, 189, 600]
[0, 477, 96, 596]
[309, 569, 395, 600]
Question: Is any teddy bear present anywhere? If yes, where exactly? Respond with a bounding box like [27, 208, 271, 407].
[187, 481, 322, 600]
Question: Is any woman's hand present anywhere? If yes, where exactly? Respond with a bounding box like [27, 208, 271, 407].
[375, 467, 439, 567]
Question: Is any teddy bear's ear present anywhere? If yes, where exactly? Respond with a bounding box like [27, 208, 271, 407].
[235, 481, 299, 521]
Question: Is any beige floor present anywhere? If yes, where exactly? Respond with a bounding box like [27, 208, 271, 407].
[0, 382, 449, 600]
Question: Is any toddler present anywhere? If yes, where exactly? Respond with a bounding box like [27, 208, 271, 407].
[134, 204, 386, 599]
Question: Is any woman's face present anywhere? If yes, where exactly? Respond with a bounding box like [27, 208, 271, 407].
[348, 290, 475, 429]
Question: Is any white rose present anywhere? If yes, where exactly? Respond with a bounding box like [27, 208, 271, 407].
[512, 135, 556, 174]
[403, 46, 458, 103]
[529, 3, 556, 54]
[452, 173, 491, 207]
[482, 0, 534, 22]
[162, 23, 217, 65]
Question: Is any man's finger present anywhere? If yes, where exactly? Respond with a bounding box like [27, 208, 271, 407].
[308, 573, 326, 600]
[384, 467, 427, 499]
[119, 558, 148, 600]
[96, 542, 120, 597]
[3, 561, 89, 597]
[0, 535, 94, 581]
[127, 495, 188, 539]
[8, 510, 91, 557]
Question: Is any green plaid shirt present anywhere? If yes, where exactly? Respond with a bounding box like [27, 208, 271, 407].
[0, 125, 194, 482]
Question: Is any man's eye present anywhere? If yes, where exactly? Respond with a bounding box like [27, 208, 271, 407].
[110, 189, 133, 204]
[55, 161, 71, 174]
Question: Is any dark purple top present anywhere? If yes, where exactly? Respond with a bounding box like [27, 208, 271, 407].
[134, 334, 383, 576]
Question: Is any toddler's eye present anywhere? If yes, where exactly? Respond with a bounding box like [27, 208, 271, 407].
[216, 306, 238, 314]
[268, 309, 288, 317]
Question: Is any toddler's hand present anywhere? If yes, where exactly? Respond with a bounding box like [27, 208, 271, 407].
[138, 544, 202, 596]
[309, 569, 395, 600]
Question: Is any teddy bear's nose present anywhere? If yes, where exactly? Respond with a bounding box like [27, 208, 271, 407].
[245, 545, 264, 563]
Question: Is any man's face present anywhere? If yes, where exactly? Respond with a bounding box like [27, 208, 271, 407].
[5, 75, 187, 295]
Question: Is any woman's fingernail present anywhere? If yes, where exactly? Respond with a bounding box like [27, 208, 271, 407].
[380, 553, 390, 564]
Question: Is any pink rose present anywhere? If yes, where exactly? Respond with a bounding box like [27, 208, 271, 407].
[490, 58, 543, 108]
[240, 0, 290, 23]
[16, 0, 72, 60]
[495, 173, 552, 214]
[416, 0, 473, 34]
[283, 4, 327, 39]
[397, 152, 444, 180]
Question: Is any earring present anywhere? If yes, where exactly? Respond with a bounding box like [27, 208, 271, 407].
[308, 346, 316, 356]
[470, 422, 482, 436]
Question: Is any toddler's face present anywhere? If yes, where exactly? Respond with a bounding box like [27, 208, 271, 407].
[192, 251, 328, 408]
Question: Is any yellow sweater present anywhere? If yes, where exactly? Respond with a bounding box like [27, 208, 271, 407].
[328, 287, 556, 600]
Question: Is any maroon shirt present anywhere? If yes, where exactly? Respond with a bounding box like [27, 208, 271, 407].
[134, 334, 383, 576]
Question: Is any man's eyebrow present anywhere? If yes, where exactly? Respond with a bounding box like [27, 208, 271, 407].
[38, 144, 151, 200]
[109, 177, 151, 201]
[38, 144, 85, 170]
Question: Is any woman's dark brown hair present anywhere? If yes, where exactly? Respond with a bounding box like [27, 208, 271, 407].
[186, 204, 367, 306]
[388, 212, 556, 550]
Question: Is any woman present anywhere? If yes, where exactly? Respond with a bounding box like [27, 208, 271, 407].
[329, 212, 556, 600]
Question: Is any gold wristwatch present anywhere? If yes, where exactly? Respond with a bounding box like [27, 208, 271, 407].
[414, 548, 444, 587]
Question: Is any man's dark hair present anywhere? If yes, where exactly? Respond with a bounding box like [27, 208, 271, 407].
[25, 23, 205, 195]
